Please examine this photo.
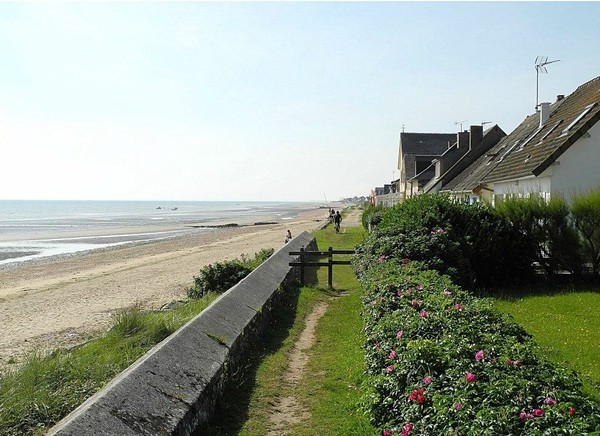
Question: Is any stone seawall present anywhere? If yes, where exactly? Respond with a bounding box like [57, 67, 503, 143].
[48, 231, 317, 436]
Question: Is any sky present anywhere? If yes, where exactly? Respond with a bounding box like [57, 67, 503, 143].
[1, 2, 599, 202]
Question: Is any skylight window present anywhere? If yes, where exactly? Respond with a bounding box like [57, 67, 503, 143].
[497, 140, 521, 162]
[560, 103, 596, 137]
[518, 127, 543, 151]
[538, 120, 563, 144]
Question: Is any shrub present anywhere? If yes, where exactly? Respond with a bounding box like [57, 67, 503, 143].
[361, 202, 386, 231]
[357, 257, 600, 435]
[187, 248, 274, 298]
[188, 260, 252, 298]
[571, 187, 600, 276]
[355, 194, 533, 288]
[496, 195, 582, 276]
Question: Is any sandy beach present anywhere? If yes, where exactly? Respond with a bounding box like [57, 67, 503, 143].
[0, 208, 329, 368]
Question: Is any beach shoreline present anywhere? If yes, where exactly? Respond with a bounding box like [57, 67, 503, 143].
[0, 207, 330, 369]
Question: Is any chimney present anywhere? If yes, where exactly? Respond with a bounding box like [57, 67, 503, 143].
[539, 102, 550, 127]
[457, 131, 469, 149]
[556, 94, 565, 101]
[469, 125, 483, 149]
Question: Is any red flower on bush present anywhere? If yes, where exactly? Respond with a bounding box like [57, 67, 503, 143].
[408, 388, 426, 404]
[532, 408, 544, 417]
[454, 303, 465, 311]
[388, 350, 397, 359]
[411, 299, 421, 309]
[569, 407, 576, 416]
[385, 365, 394, 373]
[401, 423, 413, 436]
[383, 430, 392, 436]
[396, 330, 404, 339]
[422, 376, 432, 385]
[465, 372, 477, 383]
[544, 396, 557, 406]
[475, 349, 485, 362]
[419, 310, 428, 318]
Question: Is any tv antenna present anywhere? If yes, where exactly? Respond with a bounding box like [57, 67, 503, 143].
[535, 56, 560, 111]
[481, 121, 492, 127]
[455, 120, 467, 131]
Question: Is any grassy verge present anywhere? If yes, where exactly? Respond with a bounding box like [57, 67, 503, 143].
[204, 222, 375, 434]
[493, 287, 600, 405]
[0, 295, 218, 435]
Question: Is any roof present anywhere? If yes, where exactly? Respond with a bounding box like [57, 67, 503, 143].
[400, 132, 456, 155]
[442, 115, 543, 192]
[484, 75, 600, 183]
[443, 75, 600, 192]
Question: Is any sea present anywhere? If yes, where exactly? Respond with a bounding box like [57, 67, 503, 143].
[0, 200, 321, 268]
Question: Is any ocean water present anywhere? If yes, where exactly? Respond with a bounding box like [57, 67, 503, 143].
[0, 200, 319, 267]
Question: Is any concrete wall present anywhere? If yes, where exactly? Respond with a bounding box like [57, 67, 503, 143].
[48, 231, 317, 436]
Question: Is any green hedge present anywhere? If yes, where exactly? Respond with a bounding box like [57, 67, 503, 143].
[355, 196, 600, 434]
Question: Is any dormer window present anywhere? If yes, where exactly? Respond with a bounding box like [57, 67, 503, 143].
[560, 103, 596, 137]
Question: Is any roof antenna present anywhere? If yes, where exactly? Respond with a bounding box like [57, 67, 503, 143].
[455, 120, 467, 131]
[481, 121, 491, 127]
[535, 56, 560, 111]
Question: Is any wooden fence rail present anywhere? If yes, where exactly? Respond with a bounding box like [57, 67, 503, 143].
[289, 246, 355, 288]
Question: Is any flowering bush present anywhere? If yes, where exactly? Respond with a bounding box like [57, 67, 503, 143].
[357, 194, 534, 289]
[357, 258, 600, 434]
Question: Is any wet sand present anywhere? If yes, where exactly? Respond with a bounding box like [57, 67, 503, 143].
[0, 208, 328, 368]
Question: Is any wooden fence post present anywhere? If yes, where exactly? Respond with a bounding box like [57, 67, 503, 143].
[299, 246, 305, 285]
[328, 246, 333, 289]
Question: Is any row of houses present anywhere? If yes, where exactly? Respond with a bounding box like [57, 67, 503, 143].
[372, 74, 600, 206]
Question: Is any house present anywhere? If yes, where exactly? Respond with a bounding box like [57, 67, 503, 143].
[442, 75, 600, 204]
[397, 132, 456, 201]
[419, 124, 506, 197]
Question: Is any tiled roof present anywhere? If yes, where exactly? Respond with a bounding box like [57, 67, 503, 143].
[442, 114, 543, 192]
[483, 75, 600, 183]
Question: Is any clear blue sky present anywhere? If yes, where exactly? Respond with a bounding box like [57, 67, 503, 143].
[1, 2, 599, 202]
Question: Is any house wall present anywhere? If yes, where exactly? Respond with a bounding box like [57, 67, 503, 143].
[545, 121, 600, 201]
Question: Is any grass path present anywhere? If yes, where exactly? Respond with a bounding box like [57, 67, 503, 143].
[203, 207, 374, 435]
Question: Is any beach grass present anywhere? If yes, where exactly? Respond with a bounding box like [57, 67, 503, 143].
[0, 295, 219, 436]
[203, 223, 375, 434]
[493, 287, 600, 405]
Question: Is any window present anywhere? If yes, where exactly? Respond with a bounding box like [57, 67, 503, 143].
[560, 103, 596, 137]
[538, 120, 563, 144]
[415, 160, 430, 175]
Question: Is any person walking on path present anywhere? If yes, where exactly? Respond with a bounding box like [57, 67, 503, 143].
[334, 211, 342, 233]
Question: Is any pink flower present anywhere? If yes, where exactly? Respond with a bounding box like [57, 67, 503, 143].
[385, 365, 394, 373]
[513, 359, 521, 367]
[465, 372, 477, 383]
[388, 350, 397, 359]
[519, 411, 534, 420]
[568, 407, 576, 416]
[397, 289, 404, 297]
[454, 303, 465, 311]
[422, 376, 432, 384]
[443, 289, 452, 296]
[419, 310, 428, 318]
[377, 255, 387, 263]
[436, 227, 444, 234]
[383, 430, 392, 436]
[401, 423, 413, 436]
[454, 402, 462, 410]
[411, 299, 421, 308]
[475, 350, 485, 362]
[532, 408, 544, 417]
[396, 330, 404, 339]
[416, 285, 424, 291]
[544, 397, 557, 406]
